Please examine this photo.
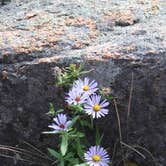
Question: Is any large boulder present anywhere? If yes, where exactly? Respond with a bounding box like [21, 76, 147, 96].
[0, 0, 165, 165]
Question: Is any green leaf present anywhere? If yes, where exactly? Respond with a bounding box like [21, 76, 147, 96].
[70, 131, 85, 138]
[60, 133, 68, 156]
[69, 64, 77, 71]
[46, 103, 55, 116]
[60, 158, 65, 166]
[55, 63, 87, 88]
[69, 116, 80, 128]
[42, 131, 57, 134]
[76, 132, 85, 138]
[80, 118, 93, 129]
[46, 104, 64, 117]
[56, 109, 64, 114]
[67, 158, 79, 165]
[64, 152, 74, 160]
[76, 139, 84, 159]
[95, 126, 103, 145]
[68, 104, 84, 113]
[48, 148, 60, 159]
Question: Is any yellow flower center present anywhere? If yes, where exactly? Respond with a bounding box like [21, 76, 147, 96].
[83, 85, 89, 91]
[93, 104, 101, 112]
[92, 154, 101, 162]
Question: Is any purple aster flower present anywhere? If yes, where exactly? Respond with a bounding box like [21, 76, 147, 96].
[65, 87, 88, 105]
[48, 114, 71, 133]
[84, 94, 109, 118]
[73, 77, 98, 95]
[84, 146, 110, 166]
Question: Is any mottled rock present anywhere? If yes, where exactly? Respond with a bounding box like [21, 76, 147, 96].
[104, 10, 139, 26]
[0, 0, 166, 166]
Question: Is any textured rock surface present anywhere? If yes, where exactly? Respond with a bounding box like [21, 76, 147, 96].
[0, 0, 166, 165]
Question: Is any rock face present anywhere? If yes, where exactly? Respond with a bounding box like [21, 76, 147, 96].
[0, 0, 166, 165]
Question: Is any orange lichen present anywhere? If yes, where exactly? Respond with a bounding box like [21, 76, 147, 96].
[65, 16, 98, 39]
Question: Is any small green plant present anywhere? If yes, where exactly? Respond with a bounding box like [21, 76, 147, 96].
[55, 63, 93, 88]
[44, 64, 111, 166]
[56, 64, 83, 88]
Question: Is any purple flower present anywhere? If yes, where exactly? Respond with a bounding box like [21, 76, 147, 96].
[73, 77, 98, 95]
[48, 114, 71, 133]
[84, 146, 110, 166]
[84, 94, 109, 118]
[65, 87, 88, 105]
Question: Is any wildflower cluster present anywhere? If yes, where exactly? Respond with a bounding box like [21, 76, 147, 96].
[45, 64, 111, 166]
[65, 77, 109, 119]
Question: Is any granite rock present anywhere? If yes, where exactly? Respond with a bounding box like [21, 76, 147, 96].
[0, 0, 166, 165]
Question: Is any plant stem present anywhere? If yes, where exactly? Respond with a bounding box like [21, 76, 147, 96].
[126, 72, 134, 143]
[113, 99, 126, 166]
